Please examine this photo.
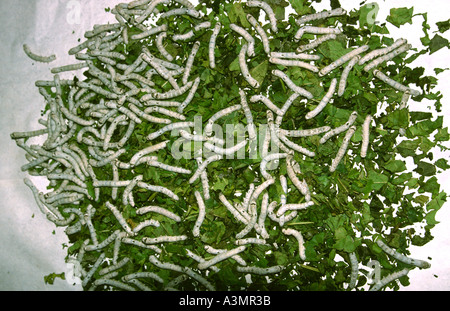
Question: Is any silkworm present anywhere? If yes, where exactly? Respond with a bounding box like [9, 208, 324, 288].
[156, 32, 173, 61]
[330, 126, 356, 172]
[209, 22, 222, 69]
[297, 34, 337, 53]
[51, 62, 89, 74]
[239, 44, 260, 88]
[85, 230, 121, 252]
[277, 202, 314, 217]
[240, 89, 257, 142]
[82, 253, 106, 288]
[373, 69, 421, 97]
[204, 105, 242, 136]
[105, 201, 135, 236]
[270, 52, 320, 61]
[204, 140, 248, 157]
[338, 55, 360, 97]
[359, 38, 408, 65]
[122, 271, 164, 284]
[198, 246, 246, 270]
[369, 268, 410, 291]
[267, 110, 291, 154]
[192, 191, 206, 237]
[204, 245, 247, 266]
[137, 181, 179, 200]
[361, 115, 372, 158]
[306, 78, 337, 119]
[294, 26, 341, 41]
[179, 129, 224, 146]
[140, 51, 178, 89]
[143, 235, 188, 244]
[256, 192, 270, 239]
[246, 0, 278, 33]
[250, 95, 284, 116]
[219, 193, 251, 224]
[237, 265, 284, 275]
[235, 200, 258, 239]
[280, 126, 331, 137]
[399, 91, 411, 110]
[230, 24, 255, 57]
[189, 154, 223, 184]
[286, 154, 311, 201]
[260, 153, 287, 180]
[23, 44, 56, 63]
[269, 58, 319, 72]
[363, 43, 412, 72]
[145, 80, 193, 101]
[271, 70, 313, 99]
[235, 238, 268, 246]
[148, 161, 192, 174]
[121, 238, 162, 253]
[147, 121, 194, 140]
[376, 240, 431, 269]
[129, 141, 169, 166]
[185, 249, 220, 273]
[296, 8, 347, 25]
[282, 228, 306, 260]
[143, 106, 185, 120]
[349, 252, 359, 289]
[319, 45, 369, 77]
[183, 41, 200, 85]
[178, 76, 200, 113]
[247, 14, 270, 55]
[136, 205, 181, 222]
[91, 278, 136, 291]
[277, 134, 316, 157]
[135, 0, 170, 24]
[132, 219, 161, 234]
[160, 8, 202, 19]
[320, 111, 358, 144]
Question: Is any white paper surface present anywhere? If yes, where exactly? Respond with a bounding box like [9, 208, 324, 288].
[0, 0, 449, 291]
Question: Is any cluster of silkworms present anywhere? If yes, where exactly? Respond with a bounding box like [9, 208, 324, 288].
[12, 0, 429, 291]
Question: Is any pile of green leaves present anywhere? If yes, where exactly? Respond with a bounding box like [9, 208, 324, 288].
[36, 0, 449, 291]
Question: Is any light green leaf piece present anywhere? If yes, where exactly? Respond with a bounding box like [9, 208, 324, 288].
[386, 7, 414, 28]
[383, 159, 407, 173]
[250, 60, 269, 86]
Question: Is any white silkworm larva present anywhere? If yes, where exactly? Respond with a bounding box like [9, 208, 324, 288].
[148, 161, 191, 174]
[269, 57, 319, 73]
[306, 78, 337, 119]
[209, 22, 221, 69]
[132, 219, 161, 234]
[250, 95, 283, 116]
[294, 26, 341, 41]
[122, 271, 164, 284]
[23, 44, 56, 63]
[230, 24, 255, 57]
[91, 278, 136, 291]
[319, 45, 369, 77]
[369, 268, 410, 291]
[260, 153, 287, 180]
[285, 154, 310, 201]
[235, 200, 258, 239]
[205, 105, 242, 136]
[277, 134, 316, 157]
[237, 265, 284, 275]
[270, 52, 320, 61]
[121, 238, 162, 253]
[105, 201, 135, 235]
[330, 126, 356, 172]
[297, 34, 337, 53]
[178, 76, 200, 113]
[142, 235, 188, 244]
[359, 38, 408, 65]
[282, 228, 306, 260]
[349, 252, 359, 289]
[338, 55, 360, 97]
[129, 141, 168, 166]
[193, 191, 206, 237]
[256, 192, 270, 239]
[147, 121, 194, 140]
[143, 106, 185, 120]
[296, 8, 347, 25]
[246, 1, 278, 33]
[122, 175, 143, 206]
[51, 62, 88, 74]
[198, 246, 246, 270]
[235, 238, 268, 246]
[189, 154, 223, 184]
[82, 253, 106, 288]
[399, 91, 411, 109]
[277, 202, 314, 217]
[376, 240, 431, 269]
[140, 51, 178, 89]
[204, 246, 247, 266]
[272, 70, 313, 99]
[204, 140, 248, 157]
[145, 80, 193, 100]
[196, 158, 210, 200]
[239, 44, 260, 89]
[156, 32, 173, 61]
[183, 41, 201, 85]
[320, 111, 358, 144]
[135, 0, 170, 24]
[219, 193, 250, 224]
[98, 255, 130, 276]
[137, 181, 179, 200]
[363, 43, 412, 72]
[280, 126, 331, 137]
[246, 14, 270, 55]
[160, 8, 202, 19]
[373, 70, 421, 97]
[179, 129, 225, 146]
[240, 89, 256, 141]
[361, 115, 372, 158]
[136, 206, 181, 222]
[280, 175, 288, 205]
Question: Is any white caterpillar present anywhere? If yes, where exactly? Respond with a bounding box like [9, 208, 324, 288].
[246, 0, 278, 33]
[329, 126, 356, 172]
[282, 228, 307, 261]
[136, 205, 182, 222]
[193, 191, 206, 237]
[269, 57, 319, 73]
[361, 115, 372, 158]
[319, 45, 369, 77]
[156, 32, 174, 62]
[306, 78, 337, 119]
[260, 153, 287, 180]
[146, 121, 194, 141]
[373, 70, 421, 97]
[296, 8, 347, 25]
[280, 126, 331, 137]
[320, 111, 358, 144]
[183, 41, 201, 85]
[270, 52, 321, 61]
[189, 154, 223, 184]
[271, 69, 313, 99]
[198, 246, 246, 270]
[204, 105, 242, 136]
[142, 235, 188, 244]
[358, 38, 408, 65]
[247, 14, 271, 55]
[239, 44, 260, 88]
[297, 34, 337, 53]
[294, 26, 342, 41]
[338, 55, 360, 97]
[237, 265, 284, 275]
[209, 22, 222, 69]
[348, 252, 359, 289]
[363, 43, 412, 72]
[376, 240, 431, 269]
[250, 95, 284, 116]
[23, 44, 56, 63]
[230, 24, 255, 57]
[369, 268, 410, 291]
